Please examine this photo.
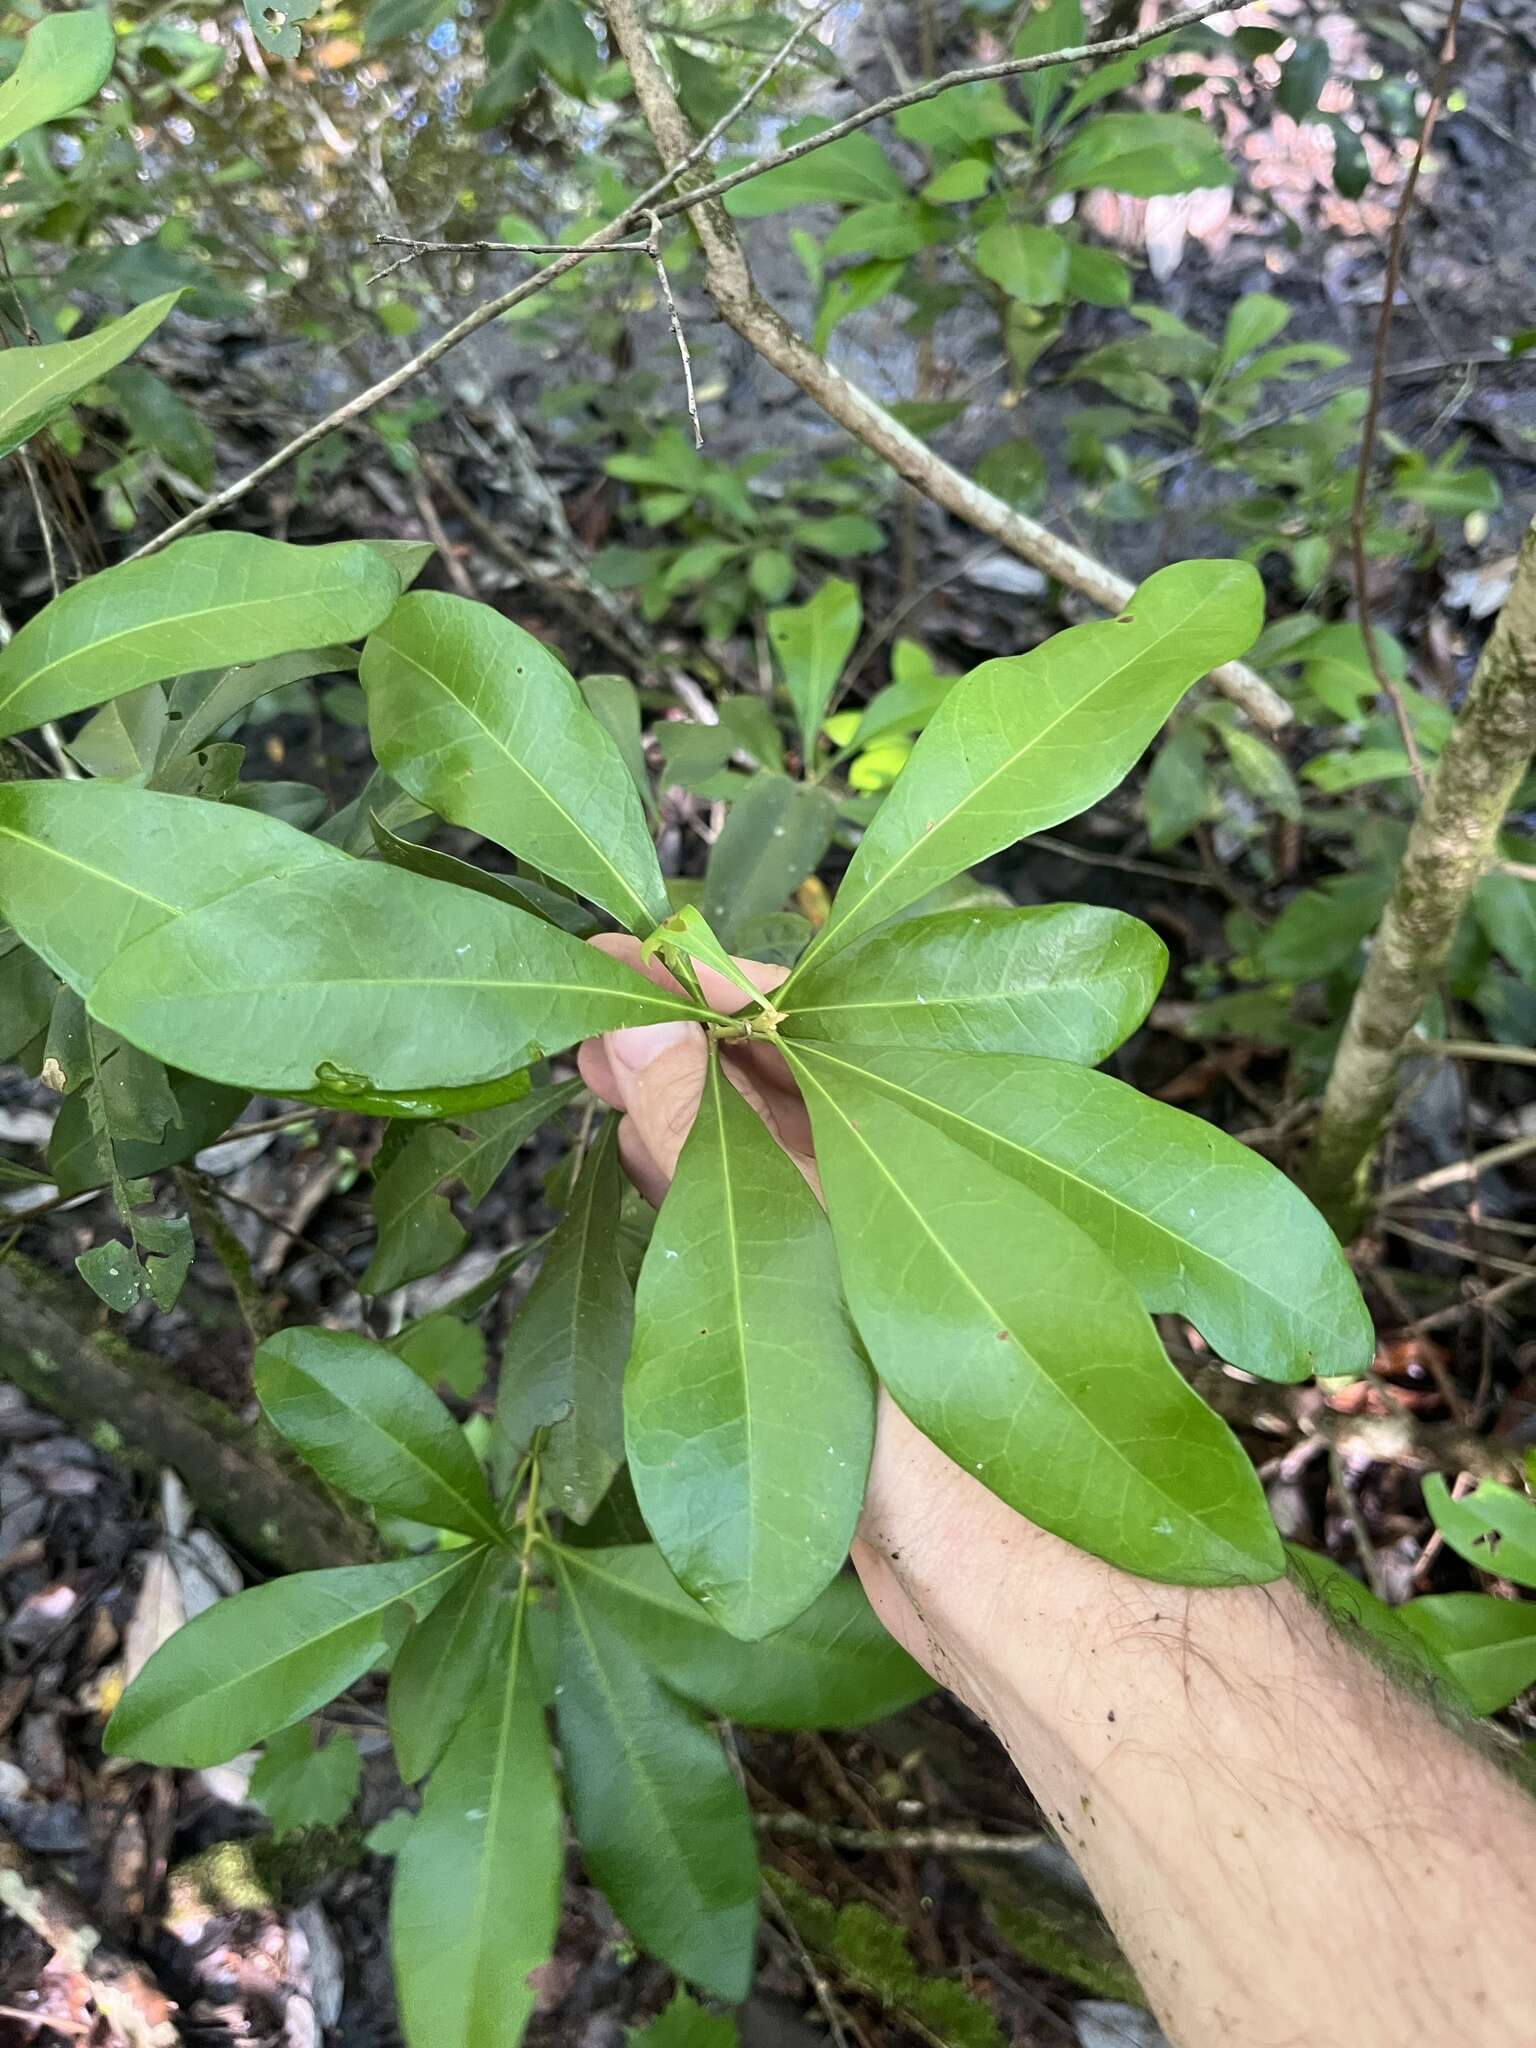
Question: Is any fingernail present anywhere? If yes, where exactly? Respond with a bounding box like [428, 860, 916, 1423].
[608, 1020, 698, 1074]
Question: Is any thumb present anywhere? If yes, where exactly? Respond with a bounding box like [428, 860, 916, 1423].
[604, 1017, 709, 1189]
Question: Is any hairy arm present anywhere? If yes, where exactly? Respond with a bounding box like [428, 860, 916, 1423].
[581, 936, 1536, 2048]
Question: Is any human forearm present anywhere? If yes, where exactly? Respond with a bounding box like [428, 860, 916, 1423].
[854, 1399, 1534, 2048]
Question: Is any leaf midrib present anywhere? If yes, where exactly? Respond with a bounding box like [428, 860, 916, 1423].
[709, 1060, 765, 1613]
[463, 1590, 536, 2037]
[791, 1040, 1325, 1360]
[798, 584, 1227, 971]
[784, 1048, 1247, 1561]
[377, 635, 657, 934]
[0, 822, 178, 915]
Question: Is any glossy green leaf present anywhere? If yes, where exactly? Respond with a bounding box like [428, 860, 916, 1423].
[255, 1328, 503, 1543]
[627, 1056, 873, 1639]
[1396, 1594, 1536, 1715]
[107, 362, 215, 488]
[553, 1552, 758, 2001]
[628, 1991, 736, 2048]
[392, 1607, 561, 2048]
[553, 1544, 930, 1728]
[249, 1723, 361, 1839]
[788, 560, 1263, 973]
[789, 1042, 1369, 1382]
[0, 9, 115, 154]
[767, 577, 860, 762]
[1285, 1545, 1458, 1697]
[388, 1545, 506, 1781]
[0, 293, 179, 463]
[703, 773, 838, 947]
[368, 810, 601, 936]
[361, 590, 669, 932]
[786, 1053, 1283, 1585]
[0, 782, 342, 997]
[493, 1118, 632, 1521]
[105, 1554, 461, 1767]
[1423, 1475, 1536, 1590]
[783, 905, 1166, 1061]
[87, 858, 706, 1097]
[363, 1079, 580, 1294]
[0, 534, 399, 740]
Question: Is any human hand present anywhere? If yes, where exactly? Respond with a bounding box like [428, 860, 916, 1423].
[577, 934, 1051, 1713]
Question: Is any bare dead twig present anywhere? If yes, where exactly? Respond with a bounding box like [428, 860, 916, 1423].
[757, 1814, 1048, 1856]
[644, 210, 703, 448]
[1348, 0, 1466, 794]
[1378, 1129, 1536, 1203]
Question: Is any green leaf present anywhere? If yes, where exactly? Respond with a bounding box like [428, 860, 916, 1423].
[1064, 242, 1131, 307]
[553, 1552, 758, 2001]
[388, 1545, 506, 1781]
[628, 1991, 738, 2048]
[162, 647, 356, 763]
[580, 671, 657, 821]
[1142, 722, 1213, 850]
[894, 79, 1022, 153]
[787, 1042, 1371, 1383]
[786, 1052, 1284, 1586]
[392, 1608, 561, 2048]
[1013, 0, 1084, 131]
[243, 0, 321, 57]
[554, 1544, 930, 1727]
[1049, 113, 1234, 198]
[249, 1724, 361, 1839]
[255, 1328, 503, 1544]
[1474, 871, 1536, 986]
[390, 1312, 488, 1399]
[797, 513, 885, 557]
[105, 1554, 461, 1767]
[107, 363, 215, 488]
[1214, 722, 1301, 820]
[0, 294, 180, 463]
[49, 1066, 245, 1196]
[0, 534, 399, 741]
[361, 592, 669, 933]
[783, 905, 1166, 1062]
[368, 810, 601, 937]
[493, 1118, 632, 1521]
[1423, 1475, 1536, 1590]
[724, 126, 904, 216]
[1396, 1594, 1536, 1715]
[923, 157, 990, 204]
[1285, 1545, 1462, 1698]
[0, 8, 115, 153]
[768, 577, 861, 763]
[363, 1079, 581, 1294]
[87, 858, 705, 1097]
[703, 773, 837, 948]
[627, 1055, 873, 1639]
[1276, 36, 1329, 121]
[787, 560, 1263, 973]
[974, 224, 1068, 306]
[644, 904, 770, 1011]
[1218, 293, 1290, 371]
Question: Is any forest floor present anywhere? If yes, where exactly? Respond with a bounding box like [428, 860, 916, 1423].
[1, 3, 1534, 2044]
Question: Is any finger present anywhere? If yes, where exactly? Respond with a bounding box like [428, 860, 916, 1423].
[606, 1020, 709, 1187]
[576, 1035, 620, 1108]
[617, 1115, 673, 1208]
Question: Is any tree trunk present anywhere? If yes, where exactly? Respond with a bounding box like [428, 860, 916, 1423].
[1305, 517, 1536, 1237]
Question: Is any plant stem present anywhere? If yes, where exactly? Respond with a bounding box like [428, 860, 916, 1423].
[1304, 517, 1536, 1237]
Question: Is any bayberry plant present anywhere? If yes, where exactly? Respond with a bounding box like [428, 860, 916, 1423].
[0, 526, 1373, 2043]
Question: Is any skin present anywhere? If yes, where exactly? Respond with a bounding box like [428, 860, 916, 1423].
[580, 936, 1536, 2048]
